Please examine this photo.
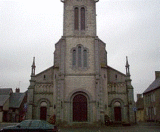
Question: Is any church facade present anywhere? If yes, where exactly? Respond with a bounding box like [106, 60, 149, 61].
[26, 0, 135, 125]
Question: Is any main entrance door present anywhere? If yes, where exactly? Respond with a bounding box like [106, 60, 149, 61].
[73, 94, 87, 122]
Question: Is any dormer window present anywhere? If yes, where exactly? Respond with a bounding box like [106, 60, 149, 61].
[74, 7, 86, 31]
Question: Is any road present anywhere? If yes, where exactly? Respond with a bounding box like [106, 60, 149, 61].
[0, 122, 160, 132]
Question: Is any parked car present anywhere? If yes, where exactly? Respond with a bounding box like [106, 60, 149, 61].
[0, 120, 59, 132]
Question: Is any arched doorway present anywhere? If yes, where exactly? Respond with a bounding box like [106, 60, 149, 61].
[114, 102, 121, 121]
[40, 102, 47, 120]
[73, 94, 87, 122]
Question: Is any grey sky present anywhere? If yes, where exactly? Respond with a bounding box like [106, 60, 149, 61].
[0, 0, 159, 101]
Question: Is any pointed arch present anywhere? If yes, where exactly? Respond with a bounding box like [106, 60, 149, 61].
[36, 98, 52, 120]
[110, 98, 124, 122]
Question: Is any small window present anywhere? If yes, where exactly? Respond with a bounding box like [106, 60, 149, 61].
[153, 93, 155, 102]
[44, 75, 46, 80]
[146, 108, 148, 116]
[154, 107, 156, 115]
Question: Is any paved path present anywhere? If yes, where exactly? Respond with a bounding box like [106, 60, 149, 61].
[59, 125, 160, 132]
[59, 122, 160, 132]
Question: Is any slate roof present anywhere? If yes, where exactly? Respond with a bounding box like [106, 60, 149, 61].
[143, 77, 160, 94]
[9, 93, 26, 108]
[0, 88, 13, 95]
[0, 95, 10, 106]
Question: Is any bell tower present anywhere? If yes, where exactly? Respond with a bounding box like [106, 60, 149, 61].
[56, 0, 102, 124]
[61, 0, 99, 37]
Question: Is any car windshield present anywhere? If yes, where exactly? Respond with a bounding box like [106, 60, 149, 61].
[30, 120, 41, 127]
[19, 120, 31, 127]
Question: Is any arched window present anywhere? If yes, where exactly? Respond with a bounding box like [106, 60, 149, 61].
[78, 46, 82, 67]
[73, 49, 76, 66]
[81, 7, 85, 30]
[74, 7, 79, 30]
[74, 7, 86, 31]
[72, 45, 88, 69]
[83, 49, 87, 67]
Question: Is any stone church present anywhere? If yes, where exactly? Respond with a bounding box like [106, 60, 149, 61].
[26, 0, 135, 124]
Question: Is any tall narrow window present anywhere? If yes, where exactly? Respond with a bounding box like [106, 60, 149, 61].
[74, 7, 79, 30]
[72, 45, 88, 69]
[83, 49, 87, 67]
[73, 49, 76, 66]
[78, 46, 82, 67]
[81, 7, 85, 30]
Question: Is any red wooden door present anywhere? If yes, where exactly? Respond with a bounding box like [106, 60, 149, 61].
[114, 107, 121, 121]
[40, 107, 47, 120]
[73, 94, 87, 122]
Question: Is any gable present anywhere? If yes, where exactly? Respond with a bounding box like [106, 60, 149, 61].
[107, 66, 126, 83]
[35, 66, 54, 83]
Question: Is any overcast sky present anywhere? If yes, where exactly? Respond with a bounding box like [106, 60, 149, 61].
[0, 0, 159, 101]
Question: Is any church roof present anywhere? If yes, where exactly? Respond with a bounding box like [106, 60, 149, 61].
[107, 66, 126, 76]
[35, 66, 54, 76]
[9, 93, 26, 108]
[143, 77, 160, 94]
